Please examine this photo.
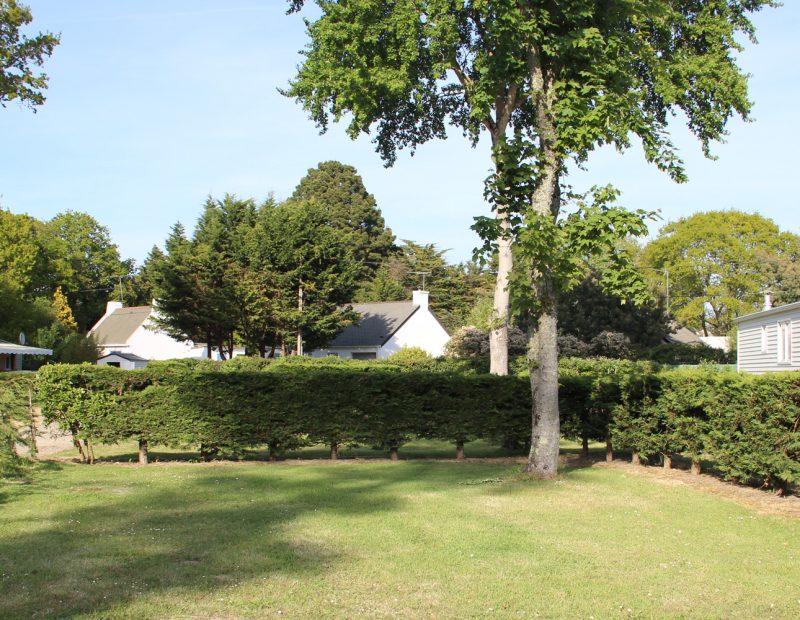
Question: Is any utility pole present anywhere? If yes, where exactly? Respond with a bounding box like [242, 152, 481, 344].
[296, 283, 304, 356]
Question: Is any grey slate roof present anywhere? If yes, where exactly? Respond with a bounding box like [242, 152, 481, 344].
[664, 325, 701, 345]
[329, 301, 419, 347]
[91, 306, 151, 345]
[98, 351, 148, 362]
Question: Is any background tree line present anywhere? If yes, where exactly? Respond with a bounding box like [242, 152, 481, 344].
[0, 208, 130, 363]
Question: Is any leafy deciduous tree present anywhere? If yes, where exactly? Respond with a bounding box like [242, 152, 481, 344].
[0, 0, 59, 109]
[640, 211, 800, 336]
[287, 0, 774, 477]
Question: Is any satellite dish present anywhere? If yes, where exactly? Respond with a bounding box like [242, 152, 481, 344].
[19, 332, 26, 345]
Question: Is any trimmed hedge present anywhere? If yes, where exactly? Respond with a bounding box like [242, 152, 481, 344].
[35, 358, 800, 492]
[36, 359, 531, 462]
[0, 373, 37, 476]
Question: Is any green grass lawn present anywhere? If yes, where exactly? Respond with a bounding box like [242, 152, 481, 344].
[1, 457, 798, 619]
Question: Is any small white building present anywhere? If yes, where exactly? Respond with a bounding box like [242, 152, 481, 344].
[311, 290, 450, 360]
[735, 296, 800, 374]
[97, 351, 148, 370]
[89, 301, 219, 364]
[0, 340, 53, 372]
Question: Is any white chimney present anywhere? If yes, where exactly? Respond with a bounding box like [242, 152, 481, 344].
[763, 292, 773, 311]
[106, 300, 123, 315]
[412, 290, 429, 310]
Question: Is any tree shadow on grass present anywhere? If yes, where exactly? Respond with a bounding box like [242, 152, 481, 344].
[0, 461, 484, 618]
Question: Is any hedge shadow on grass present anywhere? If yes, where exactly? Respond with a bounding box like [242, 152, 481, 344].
[0, 462, 486, 618]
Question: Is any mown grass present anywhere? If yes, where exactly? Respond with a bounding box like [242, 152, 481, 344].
[1, 456, 798, 619]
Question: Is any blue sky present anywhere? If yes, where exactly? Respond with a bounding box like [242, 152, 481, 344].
[2, 1, 798, 267]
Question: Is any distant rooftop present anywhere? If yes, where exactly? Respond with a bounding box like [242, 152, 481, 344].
[329, 301, 419, 348]
[90, 306, 152, 346]
[99, 351, 148, 362]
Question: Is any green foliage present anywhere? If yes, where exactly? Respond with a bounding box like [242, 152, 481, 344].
[0, 0, 59, 109]
[643, 343, 735, 366]
[478, 184, 656, 315]
[289, 161, 396, 278]
[151, 196, 361, 357]
[558, 271, 670, 348]
[355, 240, 493, 331]
[36, 359, 800, 492]
[42, 211, 131, 330]
[387, 346, 432, 364]
[640, 211, 800, 335]
[0, 373, 35, 476]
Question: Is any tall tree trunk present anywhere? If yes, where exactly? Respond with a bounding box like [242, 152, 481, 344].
[524, 45, 562, 478]
[526, 296, 560, 477]
[489, 229, 512, 375]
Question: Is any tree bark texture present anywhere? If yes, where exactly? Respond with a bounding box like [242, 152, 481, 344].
[138, 439, 149, 465]
[389, 447, 399, 461]
[330, 442, 339, 460]
[523, 44, 562, 478]
[526, 302, 560, 478]
[605, 437, 614, 462]
[489, 230, 512, 376]
[691, 458, 701, 475]
[581, 434, 589, 458]
[663, 454, 672, 469]
[631, 451, 641, 466]
[455, 440, 465, 461]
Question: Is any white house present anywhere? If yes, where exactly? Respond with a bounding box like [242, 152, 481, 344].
[311, 290, 450, 360]
[89, 301, 217, 364]
[735, 295, 800, 374]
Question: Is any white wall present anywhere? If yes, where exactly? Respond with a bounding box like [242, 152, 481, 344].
[97, 354, 147, 370]
[738, 306, 800, 374]
[382, 307, 450, 358]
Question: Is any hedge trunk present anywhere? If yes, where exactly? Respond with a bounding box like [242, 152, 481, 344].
[138, 439, 149, 465]
[455, 440, 465, 461]
[330, 442, 339, 460]
[691, 458, 701, 475]
[605, 437, 614, 462]
[581, 434, 589, 458]
[389, 447, 399, 461]
[663, 454, 672, 469]
[631, 451, 641, 466]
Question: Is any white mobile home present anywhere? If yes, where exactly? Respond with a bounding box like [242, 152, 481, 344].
[735, 298, 800, 374]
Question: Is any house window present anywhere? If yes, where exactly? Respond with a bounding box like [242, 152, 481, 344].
[777, 321, 792, 364]
[352, 352, 377, 360]
[760, 325, 768, 353]
[106, 362, 121, 368]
